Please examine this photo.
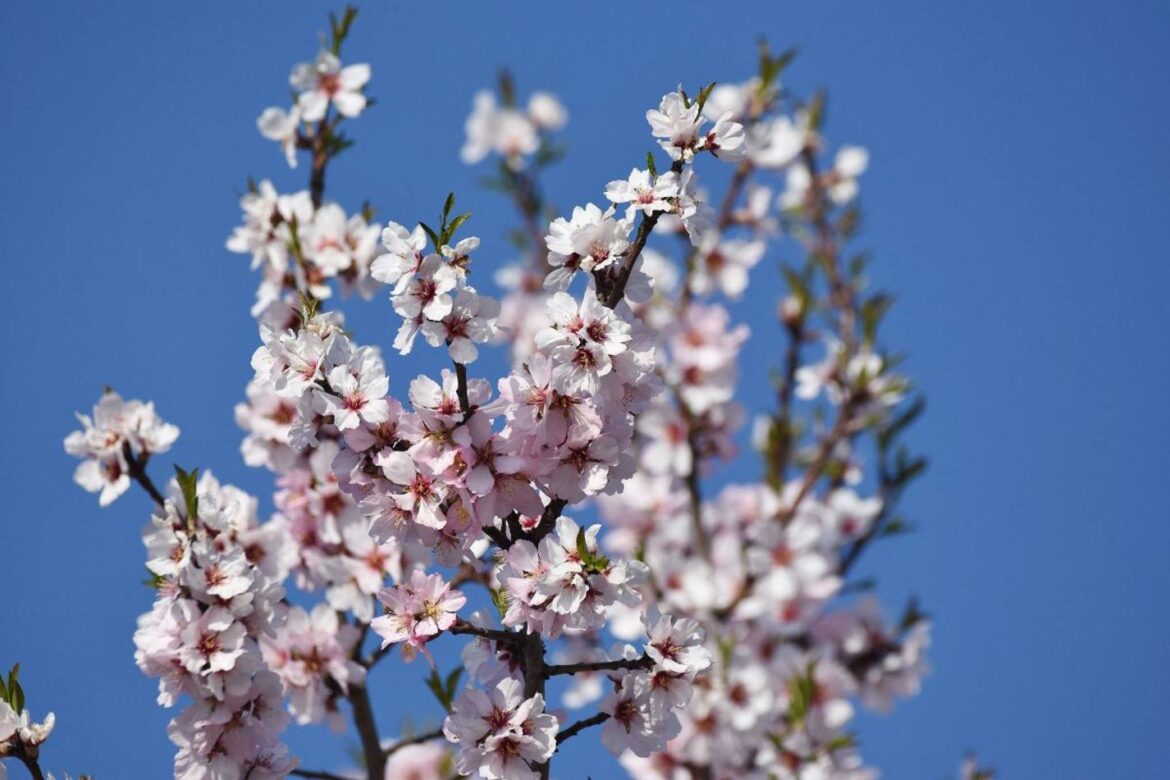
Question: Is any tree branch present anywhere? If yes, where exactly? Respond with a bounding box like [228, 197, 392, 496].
[544, 654, 652, 677]
[556, 712, 610, 745]
[602, 160, 685, 308]
[384, 727, 445, 758]
[451, 619, 523, 646]
[122, 442, 166, 507]
[346, 683, 386, 779]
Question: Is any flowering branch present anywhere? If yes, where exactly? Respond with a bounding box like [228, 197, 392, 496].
[601, 161, 684, 308]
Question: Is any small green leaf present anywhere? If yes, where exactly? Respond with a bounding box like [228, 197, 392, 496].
[695, 82, 718, 113]
[825, 733, 856, 752]
[444, 666, 464, 705]
[645, 151, 658, 178]
[489, 587, 509, 620]
[173, 465, 200, 524]
[442, 192, 456, 223]
[445, 212, 472, 243]
[419, 222, 441, 252]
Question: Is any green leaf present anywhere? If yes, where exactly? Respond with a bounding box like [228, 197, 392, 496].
[444, 666, 464, 706]
[143, 566, 167, 590]
[329, 5, 359, 56]
[575, 529, 610, 574]
[825, 733, 856, 752]
[442, 192, 456, 224]
[0, 670, 8, 705]
[419, 222, 441, 252]
[424, 669, 445, 708]
[173, 465, 200, 524]
[489, 587, 509, 620]
[444, 212, 472, 245]
[787, 662, 816, 725]
[878, 516, 914, 537]
[575, 528, 591, 565]
[694, 82, 718, 114]
[645, 151, 658, 178]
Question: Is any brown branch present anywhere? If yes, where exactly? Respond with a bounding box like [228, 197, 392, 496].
[308, 115, 332, 210]
[451, 619, 523, 647]
[717, 161, 752, 229]
[346, 683, 386, 779]
[674, 398, 710, 561]
[384, 727, 445, 758]
[122, 442, 166, 507]
[544, 654, 652, 678]
[602, 160, 684, 309]
[556, 711, 610, 746]
[520, 631, 550, 779]
[453, 361, 471, 416]
[14, 747, 46, 780]
[776, 395, 862, 525]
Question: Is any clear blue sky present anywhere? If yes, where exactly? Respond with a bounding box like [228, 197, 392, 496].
[3, 1, 1169, 777]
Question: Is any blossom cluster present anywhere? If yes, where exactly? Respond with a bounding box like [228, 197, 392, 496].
[132, 469, 297, 779]
[0, 671, 55, 774]
[64, 390, 178, 506]
[461, 86, 567, 169]
[59, 12, 938, 780]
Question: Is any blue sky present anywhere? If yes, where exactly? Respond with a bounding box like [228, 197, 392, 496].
[3, 1, 1169, 777]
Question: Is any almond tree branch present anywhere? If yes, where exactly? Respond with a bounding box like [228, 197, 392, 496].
[544, 654, 652, 677]
[347, 683, 386, 779]
[602, 160, 685, 308]
[556, 712, 610, 745]
[122, 442, 166, 507]
[450, 619, 523, 647]
[383, 727, 445, 758]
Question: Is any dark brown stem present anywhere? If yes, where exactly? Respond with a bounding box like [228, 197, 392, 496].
[776, 395, 861, 524]
[122, 442, 166, 507]
[768, 318, 806, 487]
[519, 631, 549, 778]
[800, 146, 856, 354]
[347, 684, 385, 779]
[556, 712, 610, 746]
[454, 361, 471, 416]
[717, 161, 752, 229]
[309, 118, 330, 209]
[508, 167, 550, 271]
[451, 619, 523, 647]
[16, 749, 46, 780]
[673, 392, 709, 560]
[544, 654, 652, 677]
[602, 160, 684, 308]
[384, 727, 445, 758]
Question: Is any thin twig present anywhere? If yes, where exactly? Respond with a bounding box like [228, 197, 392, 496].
[122, 442, 166, 507]
[384, 727, 445, 758]
[556, 712, 610, 745]
[602, 160, 684, 308]
[451, 620, 523, 646]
